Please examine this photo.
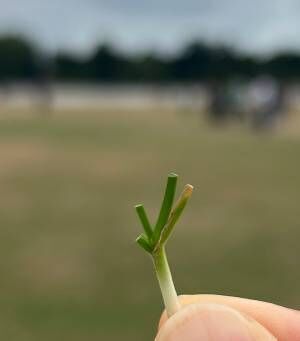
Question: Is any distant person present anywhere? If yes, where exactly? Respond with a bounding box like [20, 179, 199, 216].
[155, 294, 300, 340]
[207, 80, 244, 124]
[34, 54, 54, 114]
[207, 81, 229, 123]
[0, 80, 11, 106]
[248, 76, 286, 130]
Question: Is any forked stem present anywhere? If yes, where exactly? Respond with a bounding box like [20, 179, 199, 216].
[135, 173, 193, 317]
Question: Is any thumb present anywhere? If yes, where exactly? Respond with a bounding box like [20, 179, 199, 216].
[155, 303, 276, 341]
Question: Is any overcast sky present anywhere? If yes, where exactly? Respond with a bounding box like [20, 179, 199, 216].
[0, 0, 300, 56]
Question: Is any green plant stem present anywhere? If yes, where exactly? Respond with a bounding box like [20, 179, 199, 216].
[135, 174, 193, 318]
[153, 173, 178, 244]
[135, 204, 152, 239]
[136, 234, 152, 253]
[156, 184, 193, 251]
[153, 247, 180, 317]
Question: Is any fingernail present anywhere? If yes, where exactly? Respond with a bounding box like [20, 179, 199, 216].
[156, 303, 276, 341]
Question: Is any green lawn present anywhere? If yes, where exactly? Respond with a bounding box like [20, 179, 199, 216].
[0, 107, 299, 340]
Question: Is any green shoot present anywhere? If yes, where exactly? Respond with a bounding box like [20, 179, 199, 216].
[153, 173, 178, 244]
[155, 184, 194, 252]
[134, 173, 193, 317]
[135, 204, 152, 239]
[136, 234, 153, 253]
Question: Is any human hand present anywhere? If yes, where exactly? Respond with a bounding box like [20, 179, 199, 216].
[155, 295, 300, 340]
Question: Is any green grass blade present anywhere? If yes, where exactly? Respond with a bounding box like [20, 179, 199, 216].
[153, 173, 178, 243]
[135, 204, 153, 239]
[156, 184, 193, 250]
[136, 234, 153, 253]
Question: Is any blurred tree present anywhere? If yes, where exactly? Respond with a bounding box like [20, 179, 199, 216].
[171, 43, 213, 81]
[265, 54, 300, 80]
[87, 44, 128, 82]
[1, 34, 300, 83]
[0, 36, 38, 80]
[55, 54, 89, 80]
[210, 47, 238, 80]
[236, 57, 261, 79]
[133, 54, 170, 82]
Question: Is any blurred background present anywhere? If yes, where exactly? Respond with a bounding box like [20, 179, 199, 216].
[0, 0, 300, 340]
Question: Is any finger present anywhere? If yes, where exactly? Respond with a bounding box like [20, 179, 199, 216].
[158, 295, 300, 341]
[156, 303, 276, 341]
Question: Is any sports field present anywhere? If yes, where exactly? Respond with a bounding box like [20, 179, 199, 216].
[0, 107, 299, 340]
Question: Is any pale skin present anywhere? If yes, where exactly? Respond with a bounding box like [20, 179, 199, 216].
[155, 295, 300, 340]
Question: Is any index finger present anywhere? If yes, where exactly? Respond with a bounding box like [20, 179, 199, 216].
[158, 295, 300, 341]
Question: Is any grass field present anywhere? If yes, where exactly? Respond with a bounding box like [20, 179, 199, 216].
[0, 107, 299, 340]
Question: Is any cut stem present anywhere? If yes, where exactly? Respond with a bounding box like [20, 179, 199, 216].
[135, 204, 153, 240]
[156, 184, 193, 251]
[153, 173, 178, 244]
[153, 247, 180, 317]
[135, 174, 193, 318]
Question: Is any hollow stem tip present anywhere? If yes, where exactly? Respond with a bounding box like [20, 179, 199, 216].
[134, 173, 194, 317]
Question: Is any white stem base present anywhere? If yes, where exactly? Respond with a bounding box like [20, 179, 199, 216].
[153, 247, 181, 317]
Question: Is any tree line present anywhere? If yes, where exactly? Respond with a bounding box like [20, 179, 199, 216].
[1, 35, 300, 83]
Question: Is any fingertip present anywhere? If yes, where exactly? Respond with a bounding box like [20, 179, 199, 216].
[157, 295, 300, 340]
[155, 303, 276, 341]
